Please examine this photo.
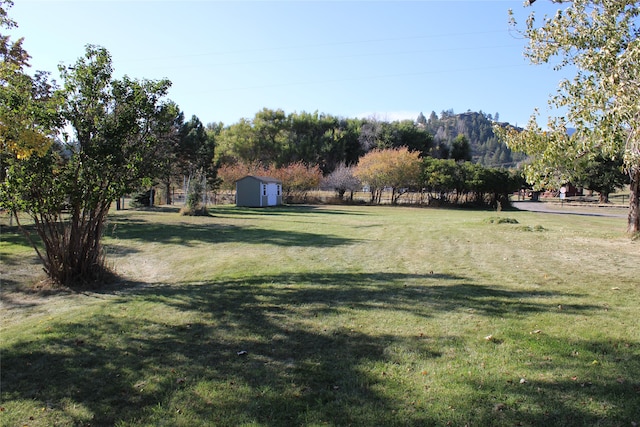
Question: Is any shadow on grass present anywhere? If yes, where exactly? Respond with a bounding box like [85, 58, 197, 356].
[106, 216, 357, 248]
[0, 229, 34, 249]
[206, 204, 370, 218]
[461, 332, 640, 425]
[0, 223, 40, 256]
[2, 271, 631, 426]
[0, 250, 40, 267]
[139, 273, 600, 320]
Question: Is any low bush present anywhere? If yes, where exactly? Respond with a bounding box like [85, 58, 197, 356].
[484, 216, 519, 224]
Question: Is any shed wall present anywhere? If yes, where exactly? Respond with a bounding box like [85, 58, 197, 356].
[236, 178, 261, 207]
[236, 176, 283, 207]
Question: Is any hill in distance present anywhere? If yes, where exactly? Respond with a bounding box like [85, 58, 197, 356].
[416, 110, 527, 168]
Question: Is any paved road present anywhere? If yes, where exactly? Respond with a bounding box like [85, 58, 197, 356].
[512, 201, 628, 218]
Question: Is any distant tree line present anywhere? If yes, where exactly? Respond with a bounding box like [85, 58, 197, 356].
[214, 108, 436, 174]
[215, 108, 528, 172]
[219, 147, 524, 209]
[207, 108, 527, 207]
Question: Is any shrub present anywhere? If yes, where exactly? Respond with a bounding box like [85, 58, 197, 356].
[130, 189, 154, 208]
[516, 225, 546, 232]
[484, 216, 519, 224]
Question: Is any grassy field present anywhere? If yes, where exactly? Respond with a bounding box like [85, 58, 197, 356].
[1, 204, 638, 426]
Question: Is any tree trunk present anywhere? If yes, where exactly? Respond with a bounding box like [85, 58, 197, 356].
[628, 168, 640, 234]
[30, 201, 111, 287]
[165, 177, 172, 205]
[201, 174, 207, 208]
[599, 192, 609, 204]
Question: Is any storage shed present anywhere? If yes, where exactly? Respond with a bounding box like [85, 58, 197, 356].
[235, 175, 283, 207]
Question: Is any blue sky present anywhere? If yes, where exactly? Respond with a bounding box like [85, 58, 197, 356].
[11, 1, 570, 127]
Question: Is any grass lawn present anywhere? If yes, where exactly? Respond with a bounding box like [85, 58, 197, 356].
[1, 204, 639, 426]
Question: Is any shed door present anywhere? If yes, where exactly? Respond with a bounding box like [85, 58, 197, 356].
[266, 183, 278, 205]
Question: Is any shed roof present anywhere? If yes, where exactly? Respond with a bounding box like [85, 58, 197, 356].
[235, 175, 282, 184]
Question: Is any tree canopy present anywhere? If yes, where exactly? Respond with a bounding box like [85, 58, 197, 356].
[215, 109, 435, 174]
[574, 154, 629, 203]
[0, 0, 60, 162]
[500, 0, 640, 234]
[354, 147, 422, 204]
[1, 42, 175, 286]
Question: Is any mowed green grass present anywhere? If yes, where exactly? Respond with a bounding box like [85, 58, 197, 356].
[1, 205, 638, 426]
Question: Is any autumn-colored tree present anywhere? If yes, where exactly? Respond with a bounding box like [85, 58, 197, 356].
[354, 147, 421, 204]
[269, 161, 322, 203]
[217, 161, 267, 190]
[0, 0, 61, 164]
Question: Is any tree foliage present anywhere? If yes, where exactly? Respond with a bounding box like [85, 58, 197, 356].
[502, 0, 640, 234]
[151, 101, 184, 205]
[354, 147, 422, 204]
[177, 115, 216, 215]
[422, 110, 525, 166]
[451, 134, 472, 162]
[270, 161, 322, 202]
[422, 158, 523, 208]
[2, 43, 174, 286]
[216, 110, 433, 176]
[217, 161, 267, 191]
[573, 154, 629, 203]
[321, 163, 361, 200]
[0, 1, 60, 163]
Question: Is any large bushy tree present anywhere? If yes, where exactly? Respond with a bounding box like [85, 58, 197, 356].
[501, 0, 640, 234]
[252, 107, 288, 165]
[421, 158, 522, 208]
[354, 147, 422, 204]
[217, 161, 267, 190]
[270, 161, 322, 202]
[2, 43, 174, 287]
[574, 154, 629, 203]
